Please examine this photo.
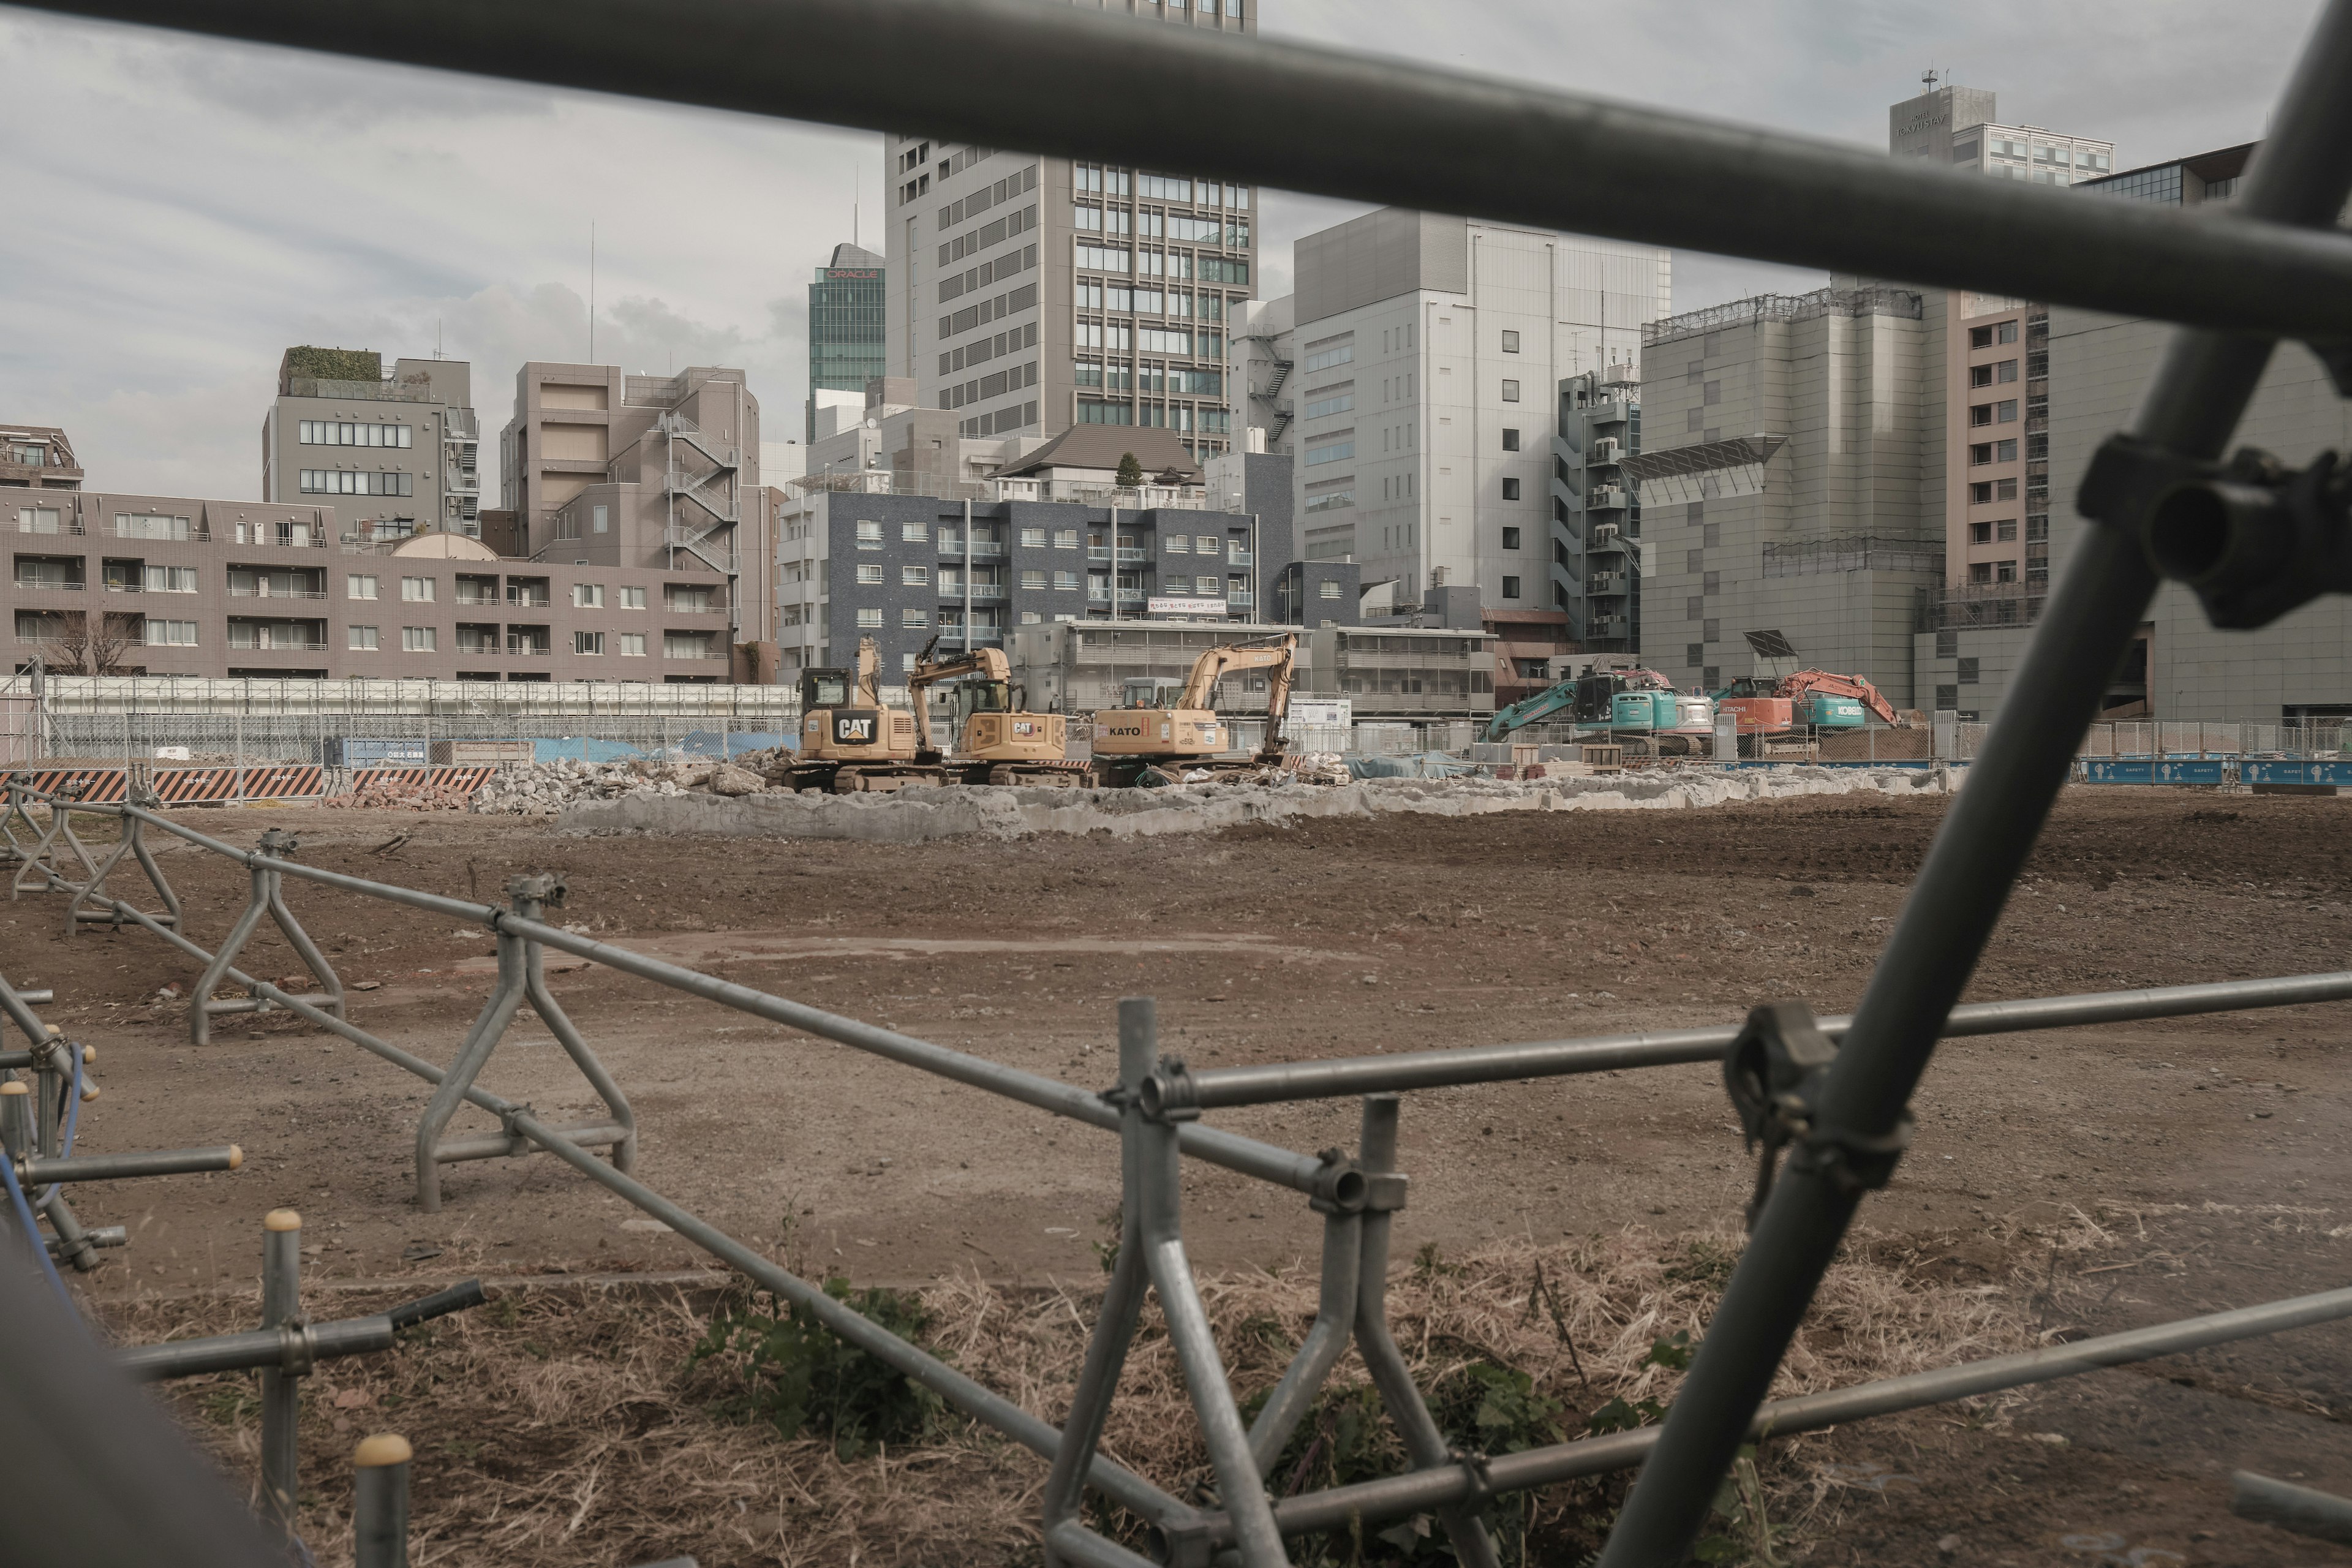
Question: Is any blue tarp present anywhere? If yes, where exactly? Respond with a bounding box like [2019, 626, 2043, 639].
[531, 738, 647, 764]
[676, 729, 794, 759]
[2242, 760, 2352, 787]
[2084, 760, 2227, 785]
[1347, 750, 1476, 779]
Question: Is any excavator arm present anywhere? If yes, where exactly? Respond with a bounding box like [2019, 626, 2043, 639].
[1779, 669, 1901, 726]
[1174, 635, 1297, 710]
[1483, 676, 1581, 742]
[908, 638, 1012, 751]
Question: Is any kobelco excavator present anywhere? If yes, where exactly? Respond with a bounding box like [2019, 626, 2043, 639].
[908, 637, 1090, 786]
[788, 636, 937, 792]
[1089, 633, 1297, 786]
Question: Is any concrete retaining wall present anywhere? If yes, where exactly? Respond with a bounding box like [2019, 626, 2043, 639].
[559, 766, 1957, 845]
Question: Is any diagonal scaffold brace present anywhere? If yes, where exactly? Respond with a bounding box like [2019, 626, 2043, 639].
[188, 828, 346, 1046]
[413, 873, 636, 1213]
[9, 778, 102, 903]
[64, 785, 181, 937]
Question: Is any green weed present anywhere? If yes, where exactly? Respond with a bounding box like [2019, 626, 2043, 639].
[687, 1280, 944, 1458]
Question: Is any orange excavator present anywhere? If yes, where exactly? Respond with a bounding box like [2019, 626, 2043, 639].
[1711, 669, 1907, 736]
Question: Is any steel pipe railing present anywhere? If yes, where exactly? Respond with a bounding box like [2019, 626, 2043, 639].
[1145, 968, 2352, 1110]
[23, 0, 2352, 344]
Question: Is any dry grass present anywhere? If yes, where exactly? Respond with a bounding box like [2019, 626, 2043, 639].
[108, 1219, 2082, 1568]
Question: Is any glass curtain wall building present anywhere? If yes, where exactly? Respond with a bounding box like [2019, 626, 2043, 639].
[808, 242, 887, 442]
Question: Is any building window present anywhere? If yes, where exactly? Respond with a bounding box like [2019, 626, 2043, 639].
[1501, 330, 1520, 353]
[347, 625, 377, 650]
[1970, 443, 1993, 466]
[1195, 575, 1221, 595]
[900, 522, 929, 544]
[402, 626, 436, 652]
[1166, 535, 1189, 554]
[1970, 365, 1994, 388]
[1996, 439, 2018, 462]
[1020, 610, 1043, 624]
[400, 576, 434, 602]
[1997, 519, 2018, 542]
[1501, 379, 1521, 402]
[1969, 562, 1993, 584]
[857, 564, 884, 584]
[1020, 569, 1047, 590]
[1501, 575, 1521, 599]
[620, 586, 646, 609]
[1970, 404, 1994, 428]
[573, 583, 603, 608]
[1996, 560, 2018, 582]
[1194, 536, 1218, 555]
[1957, 657, 1980, 684]
[1501, 478, 1520, 500]
[1501, 526, 1521, 549]
[1318, 579, 1341, 600]
[855, 519, 884, 549]
[1054, 529, 1079, 549]
[1969, 521, 1992, 544]
[1998, 320, 2019, 344]
[1687, 643, 1705, 665]
[575, 630, 605, 655]
[1020, 527, 1047, 548]
[856, 607, 883, 627]
[619, 633, 646, 657]
[902, 608, 927, 628]
[1995, 399, 2018, 423]
[1055, 570, 1080, 590]
[1703, 571, 1720, 595]
[347, 574, 379, 600]
[1501, 428, 1520, 451]
[592, 505, 609, 534]
[146, 619, 198, 647]
[902, 565, 928, 586]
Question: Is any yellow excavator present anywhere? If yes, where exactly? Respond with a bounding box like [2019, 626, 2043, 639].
[909, 638, 1090, 786]
[1090, 632, 1297, 787]
[788, 636, 936, 792]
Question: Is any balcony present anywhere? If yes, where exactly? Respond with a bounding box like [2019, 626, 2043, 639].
[1087, 546, 1111, 562]
[13, 575, 83, 592]
[505, 641, 553, 656]
[1588, 486, 1629, 510]
[7, 518, 83, 536]
[228, 584, 327, 600]
[940, 539, 1006, 559]
[1226, 549, 1253, 567]
[963, 584, 1008, 601]
[1087, 586, 1112, 602]
[1224, 589, 1254, 607]
[1116, 548, 1146, 563]
[663, 597, 722, 615]
[506, 591, 552, 609]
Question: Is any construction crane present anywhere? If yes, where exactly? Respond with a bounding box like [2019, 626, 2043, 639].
[908, 638, 1090, 786]
[1483, 660, 1715, 756]
[1089, 633, 1297, 786]
[786, 636, 938, 793]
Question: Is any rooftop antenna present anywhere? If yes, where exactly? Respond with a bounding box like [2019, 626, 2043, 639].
[1922, 68, 1939, 89]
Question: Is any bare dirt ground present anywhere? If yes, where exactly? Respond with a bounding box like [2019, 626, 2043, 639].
[7, 785, 2352, 1566]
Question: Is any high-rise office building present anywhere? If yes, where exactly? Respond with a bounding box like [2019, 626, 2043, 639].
[261, 348, 481, 539]
[807, 242, 886, 443]
[1266, 209, 1669, 620]
[881, 0, 1259, 463]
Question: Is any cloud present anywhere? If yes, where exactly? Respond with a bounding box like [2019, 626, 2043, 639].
[0, 0, 2327, 502]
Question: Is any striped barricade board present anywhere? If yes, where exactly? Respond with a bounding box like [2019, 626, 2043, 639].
[344, 765, 497, 799]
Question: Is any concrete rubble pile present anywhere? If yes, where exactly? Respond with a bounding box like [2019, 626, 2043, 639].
[564, 763, 1958, 845]
[323, 774, 481, 812]
[470, 751, 794, 816]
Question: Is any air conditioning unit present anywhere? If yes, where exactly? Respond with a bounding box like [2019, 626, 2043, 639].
[1591, 437, 1621, 464]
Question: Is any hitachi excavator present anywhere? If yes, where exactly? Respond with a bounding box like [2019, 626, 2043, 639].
[1483, 660, 1716, 756]
[1711, 668, 1908, 737]
[1090, 633, 1297, 786]
[788, 636, 938, 793]
[908, 637, 1090, 786]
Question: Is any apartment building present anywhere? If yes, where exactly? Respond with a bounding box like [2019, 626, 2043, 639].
[880, 0, 1258, 461]
[1632, 287, 1944, 705]
[807, 242, 886, 443]
[1, 426, 81, 491]
[1889, 78, 2115, 186]
[774, 428, 1262, 677]
[260, 348, 481, 538]
[497, 362, 775, 666]
[1010, 617, 1494, 722]
[1272, 208, 1671, 627]
[1932, 295, 2048, 606]
[6, 487, 751, 681]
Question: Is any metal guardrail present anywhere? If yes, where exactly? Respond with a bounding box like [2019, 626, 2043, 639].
[13, 0, 2352, 1561]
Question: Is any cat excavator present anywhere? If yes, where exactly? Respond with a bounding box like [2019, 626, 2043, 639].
[1090, 633, 1297, 786]
[908, 638, 1090, 786]
[788, 636, 938, 793]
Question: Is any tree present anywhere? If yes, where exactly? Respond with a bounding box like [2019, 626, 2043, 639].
[1114, 451, 1144, 488]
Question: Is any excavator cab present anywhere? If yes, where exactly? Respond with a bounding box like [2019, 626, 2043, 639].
[790, 638, 925, 791]
[1091, 635, 1295, 784]
[907, 636, 1083, 785]
[1120, 677, 1185, 709]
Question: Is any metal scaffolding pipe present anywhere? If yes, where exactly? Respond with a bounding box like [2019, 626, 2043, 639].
[1153, 968, 2352, 1109]
[1208, 1283, 2352, 1542]
[22, 0, 2352, 341]
[20, 1146, 243, 1183]
[117, 1317, 397, 1384]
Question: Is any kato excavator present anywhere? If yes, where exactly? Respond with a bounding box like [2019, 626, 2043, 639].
[1710, 668, 1907, 738]
[908, 638, 1090, 786]
[1089, 633, 1297, 786]
[788, 636, 938, 793]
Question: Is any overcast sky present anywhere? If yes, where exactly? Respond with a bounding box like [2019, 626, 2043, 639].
[0, 0, 2324, 503]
